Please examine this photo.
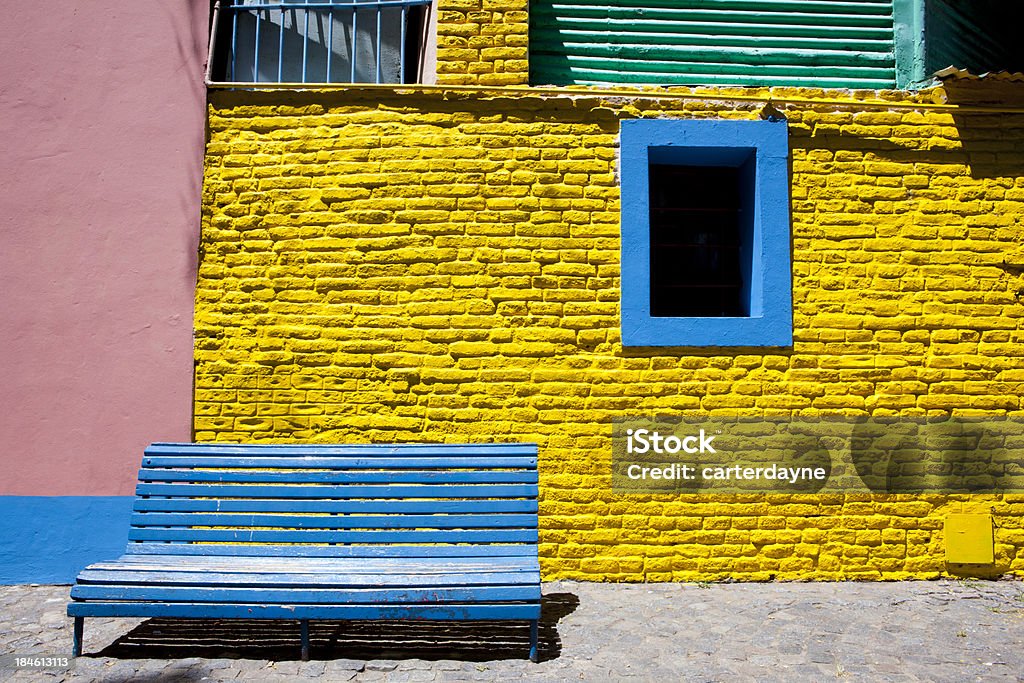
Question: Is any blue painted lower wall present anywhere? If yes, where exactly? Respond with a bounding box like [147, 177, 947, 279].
[0, 497, 134, 584]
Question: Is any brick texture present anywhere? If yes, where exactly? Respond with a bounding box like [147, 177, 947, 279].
[435, 0, 529, 85]
[197, 87, 1024, 581]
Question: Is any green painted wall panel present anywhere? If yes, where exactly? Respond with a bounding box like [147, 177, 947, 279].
[530, 0, 897, 88]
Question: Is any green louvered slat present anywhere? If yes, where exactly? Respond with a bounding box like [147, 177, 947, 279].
[536, 55, 896, 80]
[538, 5, 894, 27]
[531, 41, 894, 67]
[530, 0, 897, 88]
[544, 0, 892, 13]
[532, 24, 892, 51]
[529, 13, 894, 38]
[532, 64, 895, 88]
[533, 68, 894, 89]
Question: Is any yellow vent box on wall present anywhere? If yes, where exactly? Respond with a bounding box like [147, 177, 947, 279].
[944, 514, 994, 565]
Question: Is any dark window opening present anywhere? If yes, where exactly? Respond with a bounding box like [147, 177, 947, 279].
[648, 164, 746, 318]
[208, 0, 432, 85]
[925, 0, 1024, 76]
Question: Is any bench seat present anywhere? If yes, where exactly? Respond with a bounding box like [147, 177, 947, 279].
[69, 554, 542, 619]
[68, 442, 542, 660]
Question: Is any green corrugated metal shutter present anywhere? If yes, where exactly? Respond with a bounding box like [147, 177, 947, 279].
[530, 0, 897, 88]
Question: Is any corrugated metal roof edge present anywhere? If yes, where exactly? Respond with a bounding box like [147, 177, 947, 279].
[934, 66, 1024, 82]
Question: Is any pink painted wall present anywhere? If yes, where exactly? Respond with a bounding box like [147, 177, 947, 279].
[0, 3, 208, 495]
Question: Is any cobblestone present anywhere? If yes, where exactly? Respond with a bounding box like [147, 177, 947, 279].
[1, 580, 1022, 681]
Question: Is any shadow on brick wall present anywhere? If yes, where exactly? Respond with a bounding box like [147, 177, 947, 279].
[944, 81, 1024, 178]
[793, 93, 1024, 180]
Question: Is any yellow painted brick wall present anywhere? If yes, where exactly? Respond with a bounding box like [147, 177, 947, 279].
[197, 87, 1024, 581]
[435, 0, 528, 85]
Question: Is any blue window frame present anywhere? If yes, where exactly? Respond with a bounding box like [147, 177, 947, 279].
[620, 118, 792, 347]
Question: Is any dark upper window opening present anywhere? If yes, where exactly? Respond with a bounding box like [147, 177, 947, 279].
[648, 164, 746, 318]
[208, 0, 433, 85]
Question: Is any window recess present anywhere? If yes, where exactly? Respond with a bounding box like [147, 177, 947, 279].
[648, 164, 749, 319]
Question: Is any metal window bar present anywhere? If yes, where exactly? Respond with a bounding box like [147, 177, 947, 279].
[326, 5, 334, 81]
[277, 5, 285, 82]
[220, 0, 430, 85]
[351, 5, 358, 83]
[302, 1, 310, 83]
[400, 4, 406, 84]
[231, 7, 238, 80]
[253, 5, 262, 80]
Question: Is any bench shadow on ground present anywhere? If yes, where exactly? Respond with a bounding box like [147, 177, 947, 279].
[93, 592, 579, 664]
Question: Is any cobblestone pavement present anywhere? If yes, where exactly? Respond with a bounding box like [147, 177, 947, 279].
[2, 579, 1023, 682]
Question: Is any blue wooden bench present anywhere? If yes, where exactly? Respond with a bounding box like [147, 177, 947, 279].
[67, 442, 541, 661]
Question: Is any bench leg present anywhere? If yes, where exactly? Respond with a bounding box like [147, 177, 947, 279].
[300, 619, 310, 661]
[529, 619, 539, 663]
[72, 617, 84, 657]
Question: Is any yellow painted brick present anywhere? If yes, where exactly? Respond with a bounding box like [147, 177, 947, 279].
[199, 86, 1024, 584]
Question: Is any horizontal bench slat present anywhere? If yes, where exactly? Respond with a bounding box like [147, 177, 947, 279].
[142, 457, 537, 470]
[68, 602, 542, 620]
[107, 557, 540, 573]
[71, 584, 542, 604]
[146, 443, 538, 457]
[126, 544, 539, 558]
[137, 468, 538, 484]
[131, 513, 538, 530]
[75, 570, 539, 588]
[89, 557, 539, 575]
[87, 555, 538, 575]
[75, 570, 540, 589]
[133, 498, 539, 514]
[127, 528, 539, 544]
[135, 483, 537, 499]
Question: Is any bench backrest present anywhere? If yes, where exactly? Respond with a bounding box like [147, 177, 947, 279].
[128, 442, 539, 559]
